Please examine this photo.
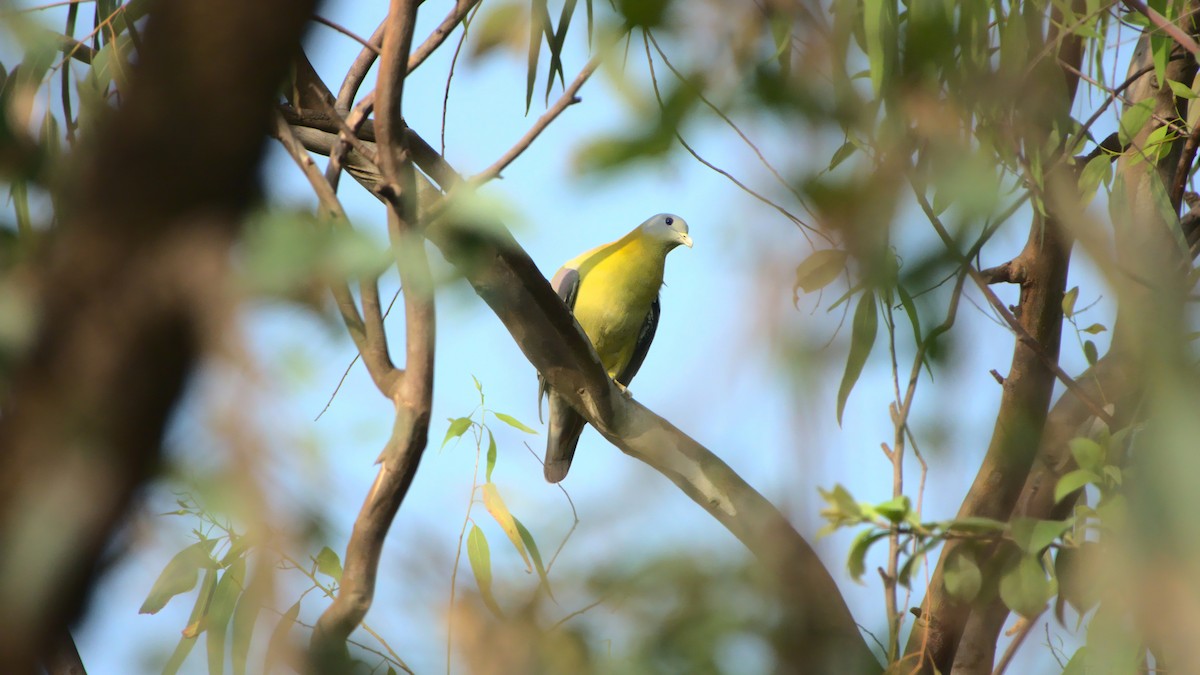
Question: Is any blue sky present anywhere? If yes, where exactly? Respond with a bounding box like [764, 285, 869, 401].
[0, 2, 1129, 672]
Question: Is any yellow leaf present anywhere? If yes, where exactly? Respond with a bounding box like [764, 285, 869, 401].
[482, 483, 532, 572]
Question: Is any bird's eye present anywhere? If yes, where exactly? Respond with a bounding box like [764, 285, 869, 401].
[665, 217, 674, 225]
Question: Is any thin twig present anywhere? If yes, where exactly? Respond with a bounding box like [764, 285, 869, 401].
[467, 54, 602, 184]
[312, 15, 382, 54]
[315, 285, 402, 422]
[641, 32, 820, 244]
[991, 612, 1044, 675]
[548, 599, 605, 632]
[409, 0, 481, 74]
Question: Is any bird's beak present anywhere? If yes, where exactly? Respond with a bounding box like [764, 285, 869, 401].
[678, 233, 693, 248]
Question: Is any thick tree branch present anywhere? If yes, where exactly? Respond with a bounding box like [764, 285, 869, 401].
[0, 1, 316, 672]
[951, 31, 1200, 672]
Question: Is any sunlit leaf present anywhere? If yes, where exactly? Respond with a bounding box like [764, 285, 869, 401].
[482, 483, 532, 572]
[442, 417, 474, 448]
[485, 429, 498, 483]
[467, 525, 504, 617]
[1117, 100, 1153, 146]
[1061, 286, 1079, 318]
[315, 546, 343, 582]
[1168, 78, 1197, 99]
[493, 412, 537, 434]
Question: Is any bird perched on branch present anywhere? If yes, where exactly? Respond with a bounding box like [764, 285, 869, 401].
[537, 213, 692, 483]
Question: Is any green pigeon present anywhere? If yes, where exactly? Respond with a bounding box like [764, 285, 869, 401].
[538, 213, 692, 482]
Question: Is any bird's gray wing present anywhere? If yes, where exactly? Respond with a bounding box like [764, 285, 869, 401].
[538, 267, 585, 482]
[538, 267, 581, 422]
[616, 295, 660, 387]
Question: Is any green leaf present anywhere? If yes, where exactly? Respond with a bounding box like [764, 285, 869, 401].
[140, 540, 217, 615]
[230, 574, 263, 675]
[442, 417, 474, 448]
[467, 525, 504, 618]
[1077, 155, 1112, 205]
[482, 482, 532, 572]
[513, 517, 555, 601]
[1118, 99, 1153, 146]
[828, 141, 857, 170]
[1169, 78, 1198, 99]
[315, 546, 343, 582]
[264, 600, 301, 675]
[162, 568, 217, 675]
[485, 429, 498, 483]
[526, 0, 550, 113]
[493, 412, 537, 434]
[1055, 469, 1100, 504]
[837, 290, 878, 425]
[817, 484, 863, 535]
[1055, 544, 1100, 617]
[943, 547, 983, 603]
[1083, 340, 1098, 366]
[1062, 646, 1087, 675]
[862, 0, 897, 95]
[1081, 323, 1107, 334]
[1068, 437, 1105, 472]
[847, 529, 887, 583]
[793, 249, 847, 300]
[999, 554, 1056, 618]
[1009, 517, 1070, 554]
[1062, 286, 1079, 318]
[874, 495, 911, 524]
[206, 558, 246, 675]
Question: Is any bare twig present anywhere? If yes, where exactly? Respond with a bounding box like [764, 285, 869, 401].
[409, 0, 480, 74]
[467, 54, 601, 184]
[991, 613, 1044, 675]
[312, 15, 382, 54]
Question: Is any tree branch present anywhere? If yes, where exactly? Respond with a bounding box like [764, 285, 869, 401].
[0, 0, 316, 671]
[309, 1, 432, 670]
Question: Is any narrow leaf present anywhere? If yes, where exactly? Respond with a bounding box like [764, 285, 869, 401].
[140, 540, 217, 615]
[264, 600, 301, 675]
[793, 249, 848, 299]
[1169, 78, 1197, 99]
[482, 483, 532, 571]
[513, 517, 555, 601]
[1061, 286, 1079, 318]
[837, 290, 878, 425]
[206, 557, 246, 675]
[493, 412, 537, 434]
[230, 574, 263, 675]
[467, 525, 504, 617]
[485, 429, 498, 483]
[162, 568, 217, 675]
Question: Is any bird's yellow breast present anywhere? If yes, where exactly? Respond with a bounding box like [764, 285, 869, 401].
[570, 234, 667, 378]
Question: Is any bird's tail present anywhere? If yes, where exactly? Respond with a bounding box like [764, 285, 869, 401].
[544, 391, 586, 483]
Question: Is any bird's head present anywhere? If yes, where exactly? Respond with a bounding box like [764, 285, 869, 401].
[640, 213, 693, 250]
